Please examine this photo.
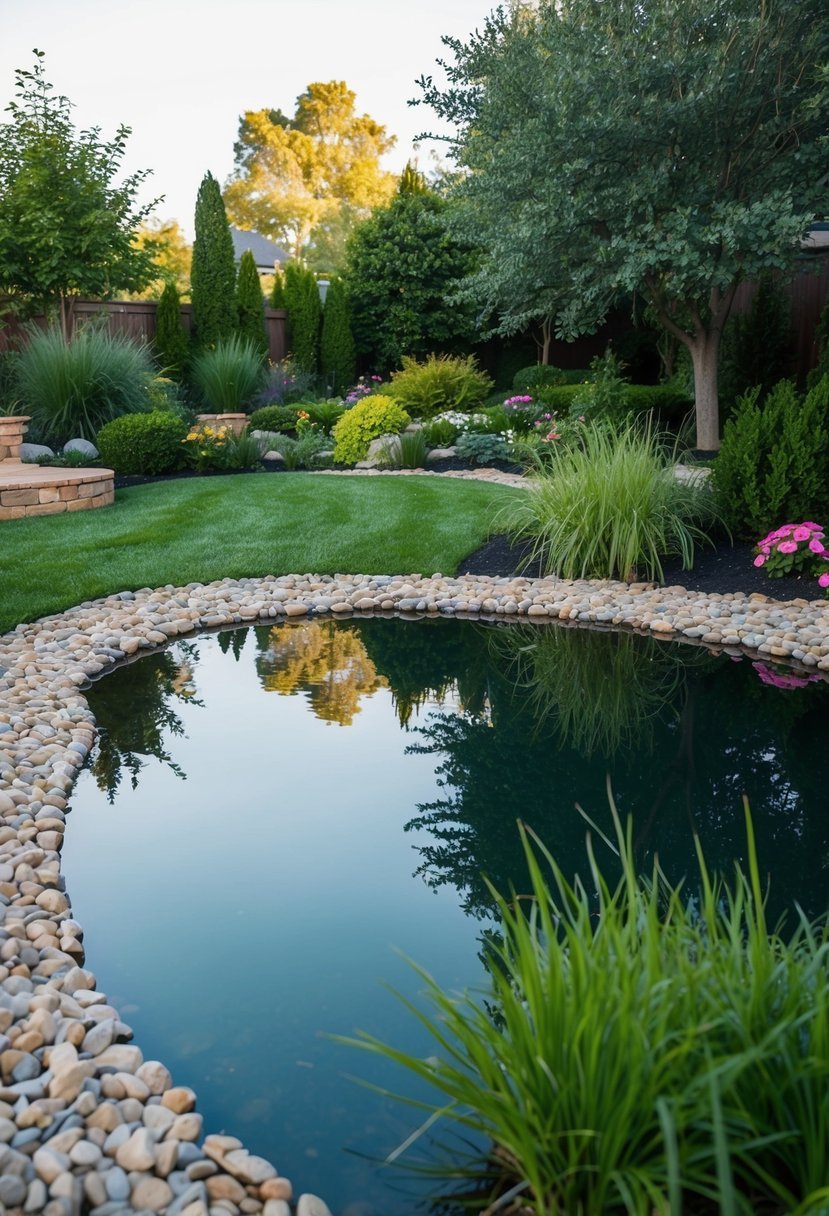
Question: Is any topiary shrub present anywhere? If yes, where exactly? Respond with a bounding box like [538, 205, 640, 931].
[248, 404, 300, 434]
[97, 410, 189, 475]
[711, 377, 829, 538]
[331, 395, 410, 465]
[388, 354, 493, 419]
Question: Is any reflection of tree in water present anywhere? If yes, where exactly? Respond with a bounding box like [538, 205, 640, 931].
[255, 620, 385, 726]
[85, 643, 202, 802]
[404, 627, 829, 924]
[489, 624, 702, 757]
[353, 617, 490, 725]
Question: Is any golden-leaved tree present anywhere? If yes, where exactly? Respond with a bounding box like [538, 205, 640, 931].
[224, 81, 397, 272]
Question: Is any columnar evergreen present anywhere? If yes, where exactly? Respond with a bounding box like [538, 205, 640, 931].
[283, 262, 321, 375]
[190, 171, 236, 350]
[154, 281, 189, 377]
[270, 269, 287, 310]
[235, 250, 269, 362]
[320, 277, 356, 393]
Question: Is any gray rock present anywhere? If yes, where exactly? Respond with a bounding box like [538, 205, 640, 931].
[0, 1173, 27, 1206]
[426, 446, 457, 463]
[62, 438, 99, 459]
[297, 1195, 334, 1216]
[104, 1164, 130, 1201]
[20, 443, 55, 463]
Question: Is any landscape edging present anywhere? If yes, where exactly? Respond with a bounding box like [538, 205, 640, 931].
[1, 569, 828, 1216]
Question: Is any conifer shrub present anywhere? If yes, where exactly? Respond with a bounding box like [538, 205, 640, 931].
[154, 281, 189, 378]
[270, 269, 287, 310]
[331, 395, 410, 465]
[190, 171, 236, 351]
[235, 250, 269, 362]
[320, 277, 356, 394]
[388, 354, 493, 418]
[284, 262, 321, 376]
[711, 376, 829, 537]
[97, 410, 189, 475]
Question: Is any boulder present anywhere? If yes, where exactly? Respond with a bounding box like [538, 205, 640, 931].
[62, 438, 99, 459]
[426, 446, 458, 463]
[20, 443, 54, 463]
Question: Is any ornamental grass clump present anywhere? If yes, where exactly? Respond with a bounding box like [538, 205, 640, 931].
[16, 326, 154, 445]
[504, 421, 717, 581]
[190, 334, 266, 413]
[343, 802, 829, 1215]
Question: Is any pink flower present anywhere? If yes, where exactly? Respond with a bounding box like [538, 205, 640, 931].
[778, 541, 798, 554]
[819, 573, 829, 589]
[793, 526, 811, 542]
[753, 554, 767, 567]
[809, 539, 826, 553]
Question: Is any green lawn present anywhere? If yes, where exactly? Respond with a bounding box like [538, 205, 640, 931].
[0, 472, 517, 634]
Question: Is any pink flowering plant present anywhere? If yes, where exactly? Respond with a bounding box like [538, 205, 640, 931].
[752, 661, 821, 690]
[753, 522, 829, 593]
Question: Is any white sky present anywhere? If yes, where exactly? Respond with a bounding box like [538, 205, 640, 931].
[0, 0, 491, 239]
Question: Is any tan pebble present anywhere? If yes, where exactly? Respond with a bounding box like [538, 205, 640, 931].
[263, 1202, 291, 1216]
[161, 1085, 197, 1113]
[154, 1136, 179, 1178]
[168, 1112, 203, 1141]
[136, 1058, 171, 1094]
[93, 1043, 143, 1072]
[260, 1177, 293, 1201]
[206, 1174, 248, 1204]
[85, 1103, 122, 1133]
[131, 1176, 174, 1210]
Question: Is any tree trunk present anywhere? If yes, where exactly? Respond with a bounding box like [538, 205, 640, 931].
[537, 316, 553, 365]
[688, 332, 722, 451]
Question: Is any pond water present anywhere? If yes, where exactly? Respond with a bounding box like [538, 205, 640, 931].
[62, 618, 829, 1215]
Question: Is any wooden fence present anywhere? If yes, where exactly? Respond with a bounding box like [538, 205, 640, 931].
[731, 260, 829, 385]
[0, 299, 287, 364]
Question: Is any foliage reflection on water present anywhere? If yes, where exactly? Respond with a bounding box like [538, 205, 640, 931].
[85, 617, 829, 924]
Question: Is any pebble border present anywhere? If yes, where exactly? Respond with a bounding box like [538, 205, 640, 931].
[2, 570, 829, 1216]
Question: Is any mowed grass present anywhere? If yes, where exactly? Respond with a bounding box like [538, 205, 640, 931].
[0, 473, 517, 633]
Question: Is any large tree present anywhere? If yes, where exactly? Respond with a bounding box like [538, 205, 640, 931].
[0, 50, 157, 335]
[224, 81, 397, 271]
[343, 170, 479, 371]
[418, 0, 829, 448]
[190, 170, 236, 350]
[130, 218, 192, 300]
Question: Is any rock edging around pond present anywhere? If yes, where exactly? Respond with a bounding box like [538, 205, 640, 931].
[1, 571, 828, 1216]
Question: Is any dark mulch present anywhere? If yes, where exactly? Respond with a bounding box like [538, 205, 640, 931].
[460, 534, 822, 602]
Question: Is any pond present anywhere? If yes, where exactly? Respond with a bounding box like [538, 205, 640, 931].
[62, 617, 829, 1215]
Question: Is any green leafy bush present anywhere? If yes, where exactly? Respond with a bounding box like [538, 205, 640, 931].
[456, 431, 513, 464]
[33, 450, 95, 469]
[505, 421, 716, 580]
[388, 354, 493, 419]
[248, 404, 300, 435]
[711, 377, 829, 537]
[513, 363, 564, 390]
[331, 394, 410, 465]
[572, 350, 630, 424]
[423, 416, 460, 447]
[343, 803, 829, 1215]
[303, 398, 345, 434]
[190, 334, 265, 413]
[97, 410, 188, 475]
[16, 327, 153, 445]
[265, 430, 330, 470]
[533, 380, 691, 424]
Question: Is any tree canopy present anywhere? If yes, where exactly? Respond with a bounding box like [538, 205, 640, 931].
[224, 81, 397, 272]
[0, 50, 158, 334]
[418, 0, 829, 447]
[343, 176, 479, 371]
[130, 218, 192, 300]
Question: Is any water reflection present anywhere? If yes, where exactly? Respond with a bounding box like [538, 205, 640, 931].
[88, 642, 202, 800]
[255, 620, 385, 726]
[83, 618, 829, 924]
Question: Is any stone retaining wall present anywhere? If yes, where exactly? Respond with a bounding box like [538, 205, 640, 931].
[1, 572, 828, 1216]
[0, 472, 115, 522]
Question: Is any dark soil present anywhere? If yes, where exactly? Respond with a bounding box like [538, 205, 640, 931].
[460, 534, 822, 602]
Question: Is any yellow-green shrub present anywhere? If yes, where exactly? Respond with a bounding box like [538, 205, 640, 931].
[389, 353, 493, 418]
[331, 395, 410, 465]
